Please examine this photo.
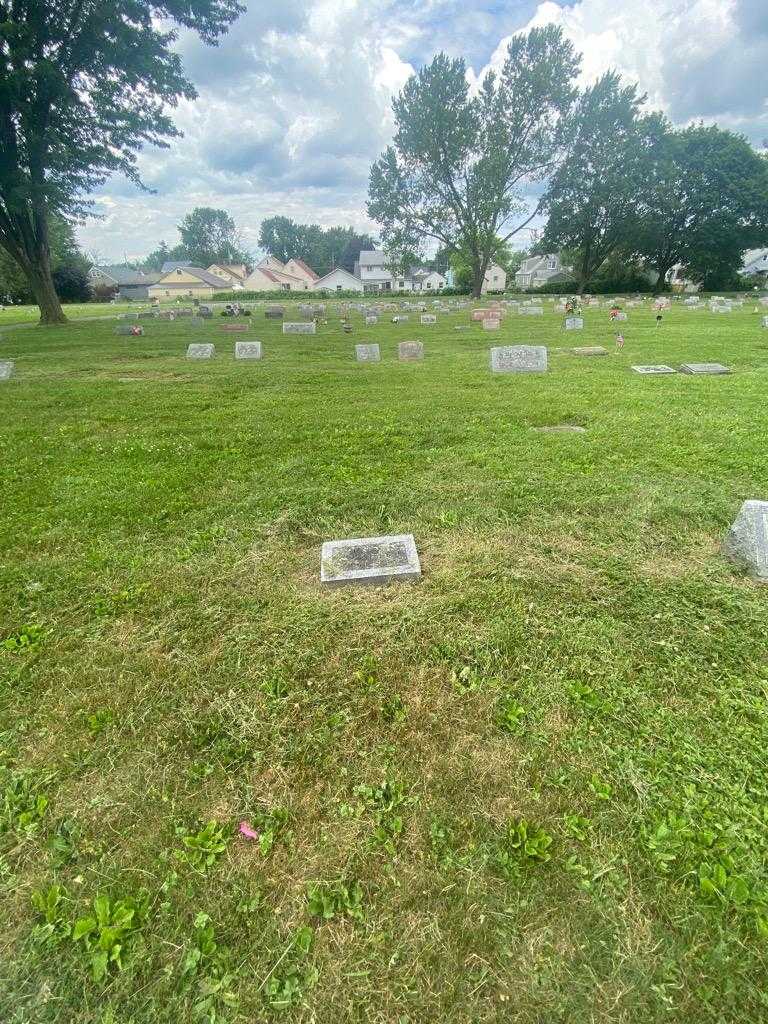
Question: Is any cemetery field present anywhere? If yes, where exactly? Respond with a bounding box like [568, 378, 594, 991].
[2, 302, 768, 1023]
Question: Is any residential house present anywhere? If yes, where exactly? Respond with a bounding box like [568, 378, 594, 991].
[161, 260, 194, 273]
[481, 263, 507, 293]
[147, 266, 230, 300]
[312, 267, 363, 293]
[514, 253, 571, 290]
[353, 250, 446, 292]
[89, 265, 160, 300]
[741, 249, 768, 280]
[207, 263, 248, 288]
[284, 258, 320, 288]
[241, 257, 313, 292]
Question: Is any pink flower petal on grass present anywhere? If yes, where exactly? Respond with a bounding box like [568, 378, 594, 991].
[239, 821, 259, 841]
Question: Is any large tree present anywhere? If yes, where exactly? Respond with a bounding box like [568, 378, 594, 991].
[629, 125, 768, 292]
[177, 206, 249, 267]
[367, 27, 580, 297]
[257, 217, 376, 276]
[0, 0, 242, 324]
[541, 72, 661, 293]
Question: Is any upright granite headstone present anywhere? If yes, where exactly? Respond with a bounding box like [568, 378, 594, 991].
[565, 317, 584, 330]
[356, 343, 381, 363]
[679, 363, 731, 374]
[283, 322, 316, 334]
[187, 343, 215, 360]
[234, 341, 262, 360]
[723, 500, 768, 581]
[365, 315, 378, 325]
[265, 306, 284, 319]
[631, 365, 677, 374]
[490, 345, 547, 373]
[420, 315, 436, 324]
[0, 360, 14, 380]
[482, 318, 501, 330]
[520, 306, 544, 316]
[398, 341, 424, 361]
[613, 312, 628, 321]
[321, 534, 421, 586]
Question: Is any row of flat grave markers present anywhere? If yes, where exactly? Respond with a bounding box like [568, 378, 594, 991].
[356, 342, 424, 362]
[187, 343, 262, 359]
[318, 501, 768, 585]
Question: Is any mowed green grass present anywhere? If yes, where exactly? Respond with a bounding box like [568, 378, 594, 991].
[1, 300, 768, 1023]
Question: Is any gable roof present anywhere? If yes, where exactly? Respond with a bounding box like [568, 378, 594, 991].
[287, 258, 320, 281]
[91, 265, 159, 286]
[358, 250, 387, 266]
[157, 266, 230, 287]
[314, 267, 360, 286]
[161, 260, 194, 273]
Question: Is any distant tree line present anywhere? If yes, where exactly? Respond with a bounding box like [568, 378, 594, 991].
[257, 217, 377, 278]
[368, 27, 768, 297]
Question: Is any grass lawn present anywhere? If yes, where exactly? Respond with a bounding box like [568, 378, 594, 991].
[1, 299, 768, 1022]
[0, 301, 145, 326]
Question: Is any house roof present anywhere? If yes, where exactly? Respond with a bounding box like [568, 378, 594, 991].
[288, 258, 320, 281]
[742, 249, 768, 273]
[157, 266, 230, 287]
[209, 263, 248, 280]
[314, 267, 360, 286]
[161, 260, 194, 273]
[91, 265, 159, 286]
[358, 250, 387, 266]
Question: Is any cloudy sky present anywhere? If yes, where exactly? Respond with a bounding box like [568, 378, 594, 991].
[80, 0, 768, 262]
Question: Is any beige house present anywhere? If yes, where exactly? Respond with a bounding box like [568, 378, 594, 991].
[242, 256, 315, 292]
[148, 266, 230, 299]
[313, 267, 363, 292]
[207, 263, 248, 288]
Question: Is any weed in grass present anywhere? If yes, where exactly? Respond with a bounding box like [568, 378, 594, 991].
[450, 665, 484, 693]
[380, 693, 407, 724]
[72, 890, 149, 982]
[307, 879, 364, 922]
[176, 821, 229, 873]
[2, 624, 43, 652]
[86, 709, 114, 737]
[354, 656, 379, 692]
[244, 807, 290, 857]
[0, 766, 48, 836]
[562, 813, 592, 842]
[263, 926, 317, 1013]
[181, 913, 239, 1023]
[495, 694, 526, 735]
[588, 774, 613, 801]
[353, 779, 414, 855]
[261, 676, 290, 702]
[494, 819, 553, 878]
[568, 681, 606, 713]
[31, 883, 72, 944]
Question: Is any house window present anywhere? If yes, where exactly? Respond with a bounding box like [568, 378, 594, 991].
[398, 280, 404, 288]
[336, 285, 342, 292]
[427, 282, 432, 288]
[547, 257, 557, 270]
[176, 269, 182, 275]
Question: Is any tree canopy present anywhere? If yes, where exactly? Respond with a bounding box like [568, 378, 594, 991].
[0, 0, 242, 322]
[367, 27, 579, 296]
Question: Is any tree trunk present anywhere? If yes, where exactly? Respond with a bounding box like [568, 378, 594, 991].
[471, 259, 484, 299]
[651, 263, 671, 295]
[27, 251, 66, 324]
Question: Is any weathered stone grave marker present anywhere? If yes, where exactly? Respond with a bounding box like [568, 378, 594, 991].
[0, 360, 14, 380]
[420, 315, 436, 325]
[321, 534, 421, 586]
[520, 306, 544, 316]
[490, 345, 547, 373]
[234, 341, 262, 360]
[631, 365, 677, 375]
[482, 318, 501, 331]
[221, 323, 248, 332]
[356, 343, 380, 363]
[572, 346, 607, 356]
[398, 341, 424, 361]
[565, 317, 584, 330]
[186, 343, 215, 360]
[283, 322, 316, 334]
[723, 500, 768, 581]
[265, 306, 284, 319]
[679, 363, 731, 375]
[365, 316, 378, 325]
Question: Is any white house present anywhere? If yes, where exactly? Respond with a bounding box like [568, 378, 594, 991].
[481, 263, 507, 293]
[515, 253, 571, 289]
[741, 249, 768, 280]
[313, 267, 363, 293]
[353, 250, 446, 292]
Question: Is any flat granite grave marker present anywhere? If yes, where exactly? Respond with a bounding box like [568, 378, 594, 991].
[723, 500, 768, 581]
[420, 315, 436, 324]
[190, 317, 204, 327]
[187, 343, 215, 360]
[234, 341, 262, 360]
[391, 315, 409, 323]
[631, 365, 677, 374]
[398, 341, 424, 361]
[365, 316, 378, 325]
[0, 360, 14, 380]
[321, 533, 421, 587]
[221, 323, 248, 332]
[520, 306, 544, 316]
[115, 324, 139, 336]
[490, 345, 547, 373]
[613, 312, 628, 321]
[679, 363, 731, 375]
[265, 307, 284, 319]
[572, 346, 607, 356]
[565, 317, 584, 330]
[534, 424, 586, 434]
[482, 318, 501, 331]
[283, 322, 316, 334]
[356, 343, 380, 363]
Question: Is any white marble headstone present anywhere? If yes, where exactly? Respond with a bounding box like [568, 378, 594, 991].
[186, 343, 214, 359]
[321, 533, 421, 586]
[0, 360, 14, 380]
[631, 365, 677, 375]
[490, 345, 547, 373]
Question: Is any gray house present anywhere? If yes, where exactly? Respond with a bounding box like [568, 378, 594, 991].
[89, 265, 160, 300]
[514, 253, 571, 290]
[741, 249, 768, 281]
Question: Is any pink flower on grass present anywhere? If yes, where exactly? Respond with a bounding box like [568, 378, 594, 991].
[238, 821, 259, 841]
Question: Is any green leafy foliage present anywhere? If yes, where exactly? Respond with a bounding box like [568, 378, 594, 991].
[494, 819, 553, 876]
[495, 695, 526, 734]
[0, 767, 49, 834]
[3, 625, 43, 652]
[245, 807, 290, 857]
[72, 891, 149, 982]
[306, 880, 364, 922]
[31, 884, 72, 944]
[177, 822, 229, 873]
[263, 927, 317, 1012]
